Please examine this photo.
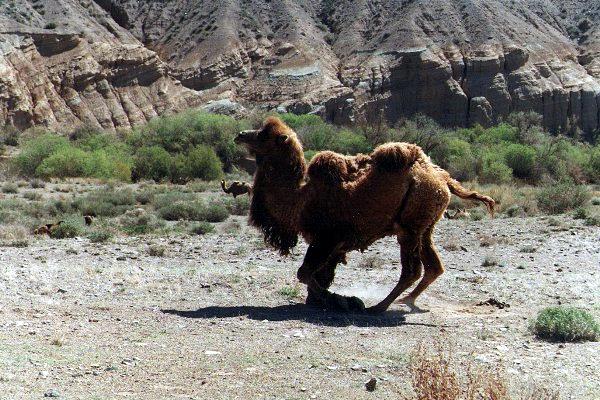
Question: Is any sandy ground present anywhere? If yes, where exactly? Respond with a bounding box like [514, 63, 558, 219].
[0, 215, 598, 399]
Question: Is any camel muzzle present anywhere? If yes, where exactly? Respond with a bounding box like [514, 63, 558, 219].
[235, 130, 258, 144]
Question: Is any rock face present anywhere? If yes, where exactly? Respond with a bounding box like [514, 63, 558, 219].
[2, 0, 600, 134]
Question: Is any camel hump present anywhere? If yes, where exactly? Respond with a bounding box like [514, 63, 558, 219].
[307, 151, 348, 184]
[371, 142, 424, 172]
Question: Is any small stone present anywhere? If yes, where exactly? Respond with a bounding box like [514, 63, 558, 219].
[39, 371, 49, 379]
[365, 377, 377, 392]
[351, 364, 363, 371]
[44, 389, 60, 398]
[204, 350, 221, 356]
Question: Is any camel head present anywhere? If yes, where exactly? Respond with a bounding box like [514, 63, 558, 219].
[235, 117, 302, 158]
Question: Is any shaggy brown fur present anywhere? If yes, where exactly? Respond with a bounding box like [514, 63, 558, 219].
[227, 117, 495, 313]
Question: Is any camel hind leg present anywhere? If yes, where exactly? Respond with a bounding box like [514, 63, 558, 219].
[366, 232, 423, 314]
[397, 226, 444, 312]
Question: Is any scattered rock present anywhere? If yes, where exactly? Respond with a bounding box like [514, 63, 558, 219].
[365, 377, 377, 392]
[44, 389, 60, 398]
[476, 298, 510, 309]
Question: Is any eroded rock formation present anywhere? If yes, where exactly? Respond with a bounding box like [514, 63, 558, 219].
[2, 0, 600, 134]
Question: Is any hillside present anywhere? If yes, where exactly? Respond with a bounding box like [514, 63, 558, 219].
[2, 0, 600, 134]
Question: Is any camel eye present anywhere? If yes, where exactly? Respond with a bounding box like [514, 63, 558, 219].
[258, 130, 269, 141]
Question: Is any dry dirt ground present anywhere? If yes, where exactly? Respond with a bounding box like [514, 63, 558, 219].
[0, 212, 598, 399]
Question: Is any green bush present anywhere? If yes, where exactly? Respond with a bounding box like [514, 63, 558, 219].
[199, 202, 229, 222]
[586, 147, 600, 183]
[73, 187, 136, 217]
[186, 145, 223, 181]
[2, 182, 19, 194]
[190, 221, 214, 235]
[157, 201, 205, 221]
[532, 307, 599, 342]
[504, 143, 536, 179]
[13, 134, 69, 176]
[222, 196, 250, 215]
[537, 182, 590, 214]
[119, 209, 165, 234]
[133, 146, 172, 182]
[170, 153, 192, 184]
[50, 219, 83, 239]
[88, 230, 113, 243]
[128, 111, 245, 170]
[35, 147, 89, 178]
[479, 152, 513, 184]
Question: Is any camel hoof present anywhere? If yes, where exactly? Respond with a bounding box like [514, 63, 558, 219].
[398, 297, 429, 314]
[346, 296, 366, 312]
[365, 305, 388, 315]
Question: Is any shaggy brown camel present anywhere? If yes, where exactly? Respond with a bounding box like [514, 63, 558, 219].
[223, 117, 495, 313]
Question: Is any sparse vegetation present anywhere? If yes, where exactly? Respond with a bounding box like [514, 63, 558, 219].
[49, 218, 83, 239]
[190, 221, 214, 235]
[278, 285, 300, 299]
[532, 307, 599, 342]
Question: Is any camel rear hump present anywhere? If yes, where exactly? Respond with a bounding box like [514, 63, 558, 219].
[371, 142, 425, 172]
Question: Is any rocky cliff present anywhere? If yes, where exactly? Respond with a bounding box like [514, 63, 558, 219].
[2, 0, 600, 134]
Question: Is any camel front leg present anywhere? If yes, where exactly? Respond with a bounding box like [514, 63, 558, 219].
[298, 243, 365, 312]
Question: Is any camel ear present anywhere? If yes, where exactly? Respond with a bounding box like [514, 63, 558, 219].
[276, 135, 289, 145]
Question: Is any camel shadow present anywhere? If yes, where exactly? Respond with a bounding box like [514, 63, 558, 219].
[162, 303, 439, 328]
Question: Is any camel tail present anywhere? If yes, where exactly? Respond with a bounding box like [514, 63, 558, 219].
[447, 178, 495, 217]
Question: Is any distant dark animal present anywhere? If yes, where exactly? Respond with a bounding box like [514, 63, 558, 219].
[34, 221, 64, 235]
[443, 208, 471, 220]
[223, 117, 495, 313]
[84, 215, 94, 226]
[221, 180, 252, 198]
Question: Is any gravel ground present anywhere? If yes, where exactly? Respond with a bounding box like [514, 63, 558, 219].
[0, 215, 598, 399]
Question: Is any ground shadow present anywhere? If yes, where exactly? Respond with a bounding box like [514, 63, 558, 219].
[162, 303, 440, 328]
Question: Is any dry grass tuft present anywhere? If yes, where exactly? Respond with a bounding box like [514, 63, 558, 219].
[406, 343, 559, 400]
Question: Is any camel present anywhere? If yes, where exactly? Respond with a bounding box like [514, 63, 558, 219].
[222, 117, 494, 313]
[33, 221, 64, 235]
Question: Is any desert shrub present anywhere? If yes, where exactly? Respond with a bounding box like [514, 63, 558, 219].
[304, 150, 318, 161]
[584, 215, 600, 226]
[434, 138, 477, 181]
[222, 196, 250, 215]
[536, 182, 590, 214]
[88, 230, 113, 243]
[503, 143, 536, 179]
[132, 146, 171, 182]
[13, 134, 69, 176]
[44, 22, 57, 29]
[532, 307, 599, 342]
[157, 201, 205, 221]
[23, 191, 42, 201]
[586, 147, 600, 183]
[29, 179, 46, 189]
[147, 244, 166, 257]
[35, 147, 89, 178]
[119, 208, 165, 234]
[128, 111, 245, 170]
[135, 189, 155, 205]
[329, 129, 371, 154]
[199, 202, 229, 222]
[573, 207, 588, 220]
[50, 218, 83, 239]
[190, 221, 214, 235]
[186, 145, 223, 181]
[479, 153, 513, 184]
[151, 192, 197, 209]
[169, 153, 192, 184]
[73, 187, 136, 217]
[2, 182, 19, 194]
[591, 197, 600, 206]
[1, 125, 20, 146]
